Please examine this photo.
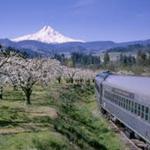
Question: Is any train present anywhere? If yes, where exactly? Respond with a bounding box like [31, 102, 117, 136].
[95, 71, 150, 146]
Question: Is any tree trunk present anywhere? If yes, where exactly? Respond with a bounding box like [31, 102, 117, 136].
[25, 88, 32, 105]
[70, 78, 73, 83]
[26, 94, 31, 104]
[0, 86, 3, 100]
[57, 76, 61, 84]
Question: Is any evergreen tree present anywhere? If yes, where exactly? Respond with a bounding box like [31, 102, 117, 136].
[103, 52, 110, 65]
[137, 50, 147, 65]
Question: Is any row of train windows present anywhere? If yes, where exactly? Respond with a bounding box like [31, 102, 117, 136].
[104, 90, 150, 122]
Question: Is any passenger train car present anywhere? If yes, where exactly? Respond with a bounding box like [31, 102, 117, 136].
[95, 71, 150, 145]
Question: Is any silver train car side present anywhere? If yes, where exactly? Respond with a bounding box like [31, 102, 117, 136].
[95, 71, 150, 144]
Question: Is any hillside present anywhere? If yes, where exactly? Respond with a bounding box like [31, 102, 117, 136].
[106, 44, 150, 53]
[0, 38, 150, 56]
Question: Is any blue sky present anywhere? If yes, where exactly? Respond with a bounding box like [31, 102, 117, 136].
[0, 0, 150, 42]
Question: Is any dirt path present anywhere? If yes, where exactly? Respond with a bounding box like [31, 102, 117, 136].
[25, 106, 58, 118]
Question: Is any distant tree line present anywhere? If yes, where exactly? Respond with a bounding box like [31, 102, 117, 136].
[0, 45, 31, 58]
[71, 52, 101, 68]
[53, 52, 101, 69]
[107, 44, 150, 53]
[53, 49, 150, 72]
[102, 50, 150, 74]
[53, 53, 66, 64]
[118, 53, 136, 66]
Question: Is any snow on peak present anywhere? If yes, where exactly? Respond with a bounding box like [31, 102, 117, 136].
[12, 25, 83, 44]
[40, 25, 54, 33]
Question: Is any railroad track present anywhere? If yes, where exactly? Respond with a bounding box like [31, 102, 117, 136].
[95, 109, 149, 150]
[95, 109, 140, 149]
[106, 113, 150, 150]
[109, 119, 141, 150]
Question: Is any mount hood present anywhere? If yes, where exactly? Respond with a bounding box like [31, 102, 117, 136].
[12, 25, 83, 44]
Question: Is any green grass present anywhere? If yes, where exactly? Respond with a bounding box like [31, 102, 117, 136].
[0, 83, 126, 150]
[52, 84, 124, 150]
[0, 131, 69, 150]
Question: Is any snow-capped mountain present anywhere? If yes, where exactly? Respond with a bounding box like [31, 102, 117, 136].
[12, 25, 83, 44]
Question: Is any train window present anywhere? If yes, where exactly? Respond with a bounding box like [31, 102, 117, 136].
[118, 96, 121, 106]
[141, 105, 144, 118]
[125, 99, 128, 109]
[119, 96, 121, 106]
[120, 98, 122, 106]
[123, 98, 126, 108]
[134, 103, 137, 114]
[131, 101, 134, 113]
[119, 97, 121, 106]
[138, 104, 141, 116]
[122, 98, 124, 108]
[118, 96, 120, 105]
[103, 90, 150, 123]
[129, 100, 131, 111]
[125, 99, 128, 110]
[145, 107, 149, 121]
[128, 100, 130, 111]
[126, 99, 129, 110]
[122, 98, 125, 108]
[110, 93, 112, 100]
[103, 91, 150, 122]
[149, 110, 150, 122]
[120, 97, 123, 107]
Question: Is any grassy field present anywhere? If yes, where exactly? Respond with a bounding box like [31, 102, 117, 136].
[0, 83, 126, 150]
